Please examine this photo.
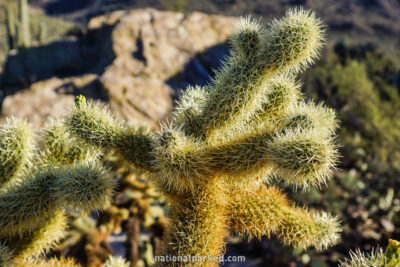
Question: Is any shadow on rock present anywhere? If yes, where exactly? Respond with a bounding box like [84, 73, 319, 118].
[0, 24, 116, 96]
[166, 42, 229, 100]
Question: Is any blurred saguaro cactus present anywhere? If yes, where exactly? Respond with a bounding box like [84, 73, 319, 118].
[5, 6, 17, 51]
[38, 22, 47, 44]
[65, 9, 341, 267]
[5, 0, 33, 51]
[0, 118, 116, 266]
[18, 0, 31, 48]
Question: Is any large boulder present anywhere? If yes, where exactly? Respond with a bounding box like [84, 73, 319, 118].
[1, 8, 237, 127]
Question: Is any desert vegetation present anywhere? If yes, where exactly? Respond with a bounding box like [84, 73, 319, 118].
[1, 1, 400, 266]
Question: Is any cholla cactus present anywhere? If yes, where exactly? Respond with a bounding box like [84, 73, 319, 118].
[0, 118, 116, 266]
[65, 9, 341, 266]
[339, 239, 400, 267]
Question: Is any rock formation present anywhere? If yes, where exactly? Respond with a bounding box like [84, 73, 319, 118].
[1, 8, 237, 127]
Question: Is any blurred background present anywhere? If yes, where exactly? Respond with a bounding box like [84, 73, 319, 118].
[1, 0, 400, 266]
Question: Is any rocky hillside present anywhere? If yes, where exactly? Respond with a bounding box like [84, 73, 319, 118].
[0, 9, 236, 127]
[29, 0, 400, 50]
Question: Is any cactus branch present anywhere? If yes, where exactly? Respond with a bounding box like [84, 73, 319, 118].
[3, 211, 67, 261]
[0, 118, 34, 187]
[0, 163, 115, 239]
[229, 186, 341, 250]
[66, 98, 156, 172]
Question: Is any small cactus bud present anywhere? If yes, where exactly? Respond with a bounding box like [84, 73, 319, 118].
[74, 95, 86, 109]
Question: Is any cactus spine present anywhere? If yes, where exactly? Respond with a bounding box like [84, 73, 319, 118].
[66, 9, 341, 267]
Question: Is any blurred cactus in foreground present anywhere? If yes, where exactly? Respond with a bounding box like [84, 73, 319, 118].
[339, 239, 400, 267]
[0, 118, 117, 266]
[65, 8, 341, 266]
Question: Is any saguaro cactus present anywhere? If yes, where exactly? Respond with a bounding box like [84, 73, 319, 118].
[18, 0, 31, 48]
[0, 118, 115, 266]
[5, 0, 32, 51]
[65, 9, 341, 266]
[5, 6, 17, 51]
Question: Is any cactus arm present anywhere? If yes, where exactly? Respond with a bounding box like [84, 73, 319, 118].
[68, 96, 128, 148]
[173, 85, 209, 137]
[265, 129, 338, 187]
[209, 102, 337, 188]
[2, 211, 67, 261]
[189, 9, 323, 141]
[339, 247, 386, 267]
[228, 186, 341, 250]
[116, 125, 156, 172]
[0, 163, 115, 239]
[38, 119, 100, 167]
[66, 96, 156, 172]
[279, 101, 338, 137]
[339, 249, 385, 267]
[262, 8, 324, 74]
[250, 75, 301, 126]
[0, 118, 34, 187]
[157, 128, 337, 191]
